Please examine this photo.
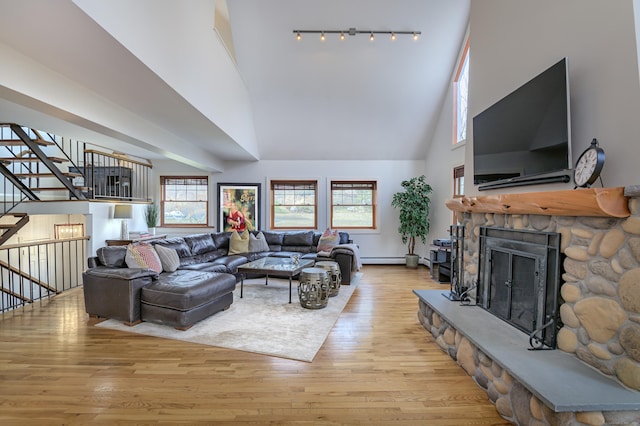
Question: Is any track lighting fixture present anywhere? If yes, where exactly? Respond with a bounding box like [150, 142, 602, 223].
[293, 27, 421, 42]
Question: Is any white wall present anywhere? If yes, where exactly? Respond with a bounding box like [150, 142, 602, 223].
[74, 0, 259, 159]
[152, 159, 428, 264]
[466, 0, 640, 196]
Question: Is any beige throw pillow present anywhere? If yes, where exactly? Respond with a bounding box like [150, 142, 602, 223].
[229, 230, 250, 255]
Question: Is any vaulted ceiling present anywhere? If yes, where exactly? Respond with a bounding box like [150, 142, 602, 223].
[0, 0, 469, 170]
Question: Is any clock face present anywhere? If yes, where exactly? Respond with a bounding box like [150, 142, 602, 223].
[573, 145, 604, 187]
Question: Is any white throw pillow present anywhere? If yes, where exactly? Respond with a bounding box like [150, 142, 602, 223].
[154, 244, 180, 272]
[249, 231, 270, 252]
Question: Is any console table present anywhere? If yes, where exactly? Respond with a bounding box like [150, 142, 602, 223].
[106, 234, 167, 246]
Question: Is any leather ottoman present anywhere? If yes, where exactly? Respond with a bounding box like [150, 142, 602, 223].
[140, 270, 236, 330]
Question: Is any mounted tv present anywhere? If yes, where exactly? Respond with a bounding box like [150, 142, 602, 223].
[473, 58, 571, 190]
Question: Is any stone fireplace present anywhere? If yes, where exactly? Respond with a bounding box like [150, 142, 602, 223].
[415, 186, 640, 425]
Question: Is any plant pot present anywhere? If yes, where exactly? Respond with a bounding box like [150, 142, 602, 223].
[405, 254, 419, 269]
[149, 227, 156, 235]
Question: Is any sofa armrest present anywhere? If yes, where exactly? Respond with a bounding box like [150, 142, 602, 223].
[82, 267, 157, 325]
[332, 252, 354, 285]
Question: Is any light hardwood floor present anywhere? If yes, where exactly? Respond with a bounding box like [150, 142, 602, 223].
[0, 265, 511, 425]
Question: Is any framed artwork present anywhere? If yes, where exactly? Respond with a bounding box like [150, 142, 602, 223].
[217, 183, 261, 232]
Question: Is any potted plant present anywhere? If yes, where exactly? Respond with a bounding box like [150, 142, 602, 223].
[391, 175, 432, 268]
[145, 203, 159, 235]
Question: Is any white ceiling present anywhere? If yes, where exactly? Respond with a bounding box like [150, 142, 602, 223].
[0, 0, 470, 168]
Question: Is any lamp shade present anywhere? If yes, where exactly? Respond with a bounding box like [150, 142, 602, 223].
[113, 204, 133, 219]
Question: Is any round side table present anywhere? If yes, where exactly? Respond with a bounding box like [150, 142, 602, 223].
[298, 267, 329, 309]
[314, 261, 341, 297]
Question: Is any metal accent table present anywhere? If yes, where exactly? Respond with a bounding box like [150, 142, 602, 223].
[236, 257, 314, 303]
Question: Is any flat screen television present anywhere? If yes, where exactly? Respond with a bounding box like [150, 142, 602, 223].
[473, 58, 571, 190]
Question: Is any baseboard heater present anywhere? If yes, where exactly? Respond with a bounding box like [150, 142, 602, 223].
[478, 174, 570, 191]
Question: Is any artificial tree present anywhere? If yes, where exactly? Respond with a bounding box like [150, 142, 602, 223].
[391, 175, 432, 268]
[145, 203, 159, 234]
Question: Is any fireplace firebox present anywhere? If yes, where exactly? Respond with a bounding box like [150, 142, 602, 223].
[477, 227, 562, 349]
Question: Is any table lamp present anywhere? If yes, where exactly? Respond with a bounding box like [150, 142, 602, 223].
[113, 204, 133, 239]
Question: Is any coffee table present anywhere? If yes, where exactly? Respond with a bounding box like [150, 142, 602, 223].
[237, 257, 314, 303]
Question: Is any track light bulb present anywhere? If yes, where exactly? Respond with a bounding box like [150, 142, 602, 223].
[340, 32, 345, 41]
[370, 33, 374, 41]
[391, 33, 396, 41]
[413, 32, 419, 41]
[320, 32, 325, 41]
[296, 32, 301, 41]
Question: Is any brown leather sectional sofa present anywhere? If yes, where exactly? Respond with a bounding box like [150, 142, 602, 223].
[83, 230, 355, 330]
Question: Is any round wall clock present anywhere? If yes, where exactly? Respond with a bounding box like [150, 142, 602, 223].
[573, 138, 605, 188]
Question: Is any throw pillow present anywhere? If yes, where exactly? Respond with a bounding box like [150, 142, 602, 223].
[249, 231, 270, 253]
[125, 243, 162, 273]
[317, 228, 340, 253]
[154, 244, 180, 272]
[228, 230, 250, 255]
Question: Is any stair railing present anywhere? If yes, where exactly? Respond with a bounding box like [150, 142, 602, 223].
[0, 236, 88, 313]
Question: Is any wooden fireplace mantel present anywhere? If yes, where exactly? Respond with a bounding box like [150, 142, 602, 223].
[445, 187, 630, 218]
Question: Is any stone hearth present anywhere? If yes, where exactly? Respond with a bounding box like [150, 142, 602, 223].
[416, 186, 640, 425]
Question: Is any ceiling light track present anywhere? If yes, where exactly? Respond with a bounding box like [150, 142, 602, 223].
[293, 27, 421, 41]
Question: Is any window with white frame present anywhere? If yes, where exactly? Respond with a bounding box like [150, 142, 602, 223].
[270, 180, 317, 229]
[331, 180, 377, 229]
[454, 37, 470, 145]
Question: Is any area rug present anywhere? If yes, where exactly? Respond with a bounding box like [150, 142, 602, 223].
[95, 272, 361, 362]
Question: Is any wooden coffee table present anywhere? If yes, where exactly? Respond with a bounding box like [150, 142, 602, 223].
[237, 257, 314, 303]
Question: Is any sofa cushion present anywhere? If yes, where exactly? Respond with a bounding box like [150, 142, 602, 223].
[211, 232, 231, 250]
[154, 244, 180, 272]
[179, 262, 230, 273]
[249, 231, 270, 252]
[261, 231, 284, 249]
[339, 231, 350, 244]
[153, 237, 192, 258]
[125, 243, 162, 273]
[282, 231, 314, 247]
[210, 255, 250, 273]
[141, 270, 236, 311]
[229, 230, 250, 255]
[97, 246, 127, 268]
[317, 228, 340, 252]
[184, 233, 216, 256]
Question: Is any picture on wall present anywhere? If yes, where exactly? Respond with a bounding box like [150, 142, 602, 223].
[217, 183, 261, 232]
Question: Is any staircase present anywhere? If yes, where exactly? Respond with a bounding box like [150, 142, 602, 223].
[0, 123, 86, 201]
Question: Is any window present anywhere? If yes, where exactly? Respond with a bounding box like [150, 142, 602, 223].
[453, 166, 465, 198]
[453, 36, 470, 144]
[270, 180, 317, 229]
[160, 176, 208, 226]
[331, 181, 377, 229]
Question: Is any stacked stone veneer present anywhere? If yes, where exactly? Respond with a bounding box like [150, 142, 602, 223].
[417, 190, 640, 425]
[417, 301, 640, 425]
[450, 196, 640, 392]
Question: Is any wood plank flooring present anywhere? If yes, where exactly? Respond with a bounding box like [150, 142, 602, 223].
[0, 265, 511, 425]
